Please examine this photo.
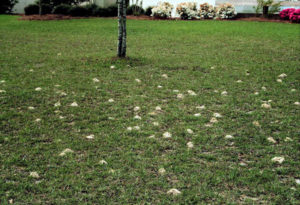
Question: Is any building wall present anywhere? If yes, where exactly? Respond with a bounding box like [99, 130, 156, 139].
[13, 0, 36, 14]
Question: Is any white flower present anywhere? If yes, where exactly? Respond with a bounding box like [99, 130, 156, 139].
[70, 102, 78, 107]
[35, 118, 41, 122]
[173, 90, 179, 93]
[158, 168, 166, 174]
[284, 137, 293, 142]
[108, 98, 114, 103]
[29, 172, 40, 178]
[0, 89, 6, 93]
[294, 102, 300, 106]
[221, 91, 228, 96]
[133, 106, 140, 112]
[29, 69, 34, 72]
[86, 134, 94, 139]
[254, 92, 259, 95]
[54, 84, 60, 87]
[262, 87, 267, 91]
[186, 129, 194, 134]
[135, 79, 141, 83]
[134, 115, 141, 120]
[110, 65, 115, 69]
[133, 126, 140, 130]
[261, 103, 271, 109]
[271, 157, 285, 164]
[108, 117, 114, 120]
[267, 137, 276, 144]
[153, 122, 159, 126]
[291, 89, 296, 92]
[59, 148, 74, 156]
[59, 116, 65, 119]
[187, 90, 197, 96]
[155, 106, 162, 111]
[295, 179, 300, 185]
[177, 93, 184, 99]
[54, 102, 61, 107]
[211, 66, 215, 69]
[157, 85, 163, 88]
[28, 106, 35, 110]
[163, 132, 172, 138]
[278, 73, 287, 78]
[162, 74, 168, 78]
[214, 90, 219, 93]
[225, 135, 234, 139]
[210, 117, 218, 123]
[277, 79, 282, 83]
[187, 141, 194, 148]
[167, 188, 181, 196]
[194, 113, 201, 117]
[35, 87, 42, 91]
[127, 127, 132, 131]
[252, 121, 260, 127]
[236, 80, 242, 83]
[239, 162, 247, 166]
[213, 113, 222, 118]
[196, 105, 205, 110]
[99, 160, 107, 165]
[148, 135, 155, 138]
[93, 78, 100, 82]
[0, 80, 5, 83]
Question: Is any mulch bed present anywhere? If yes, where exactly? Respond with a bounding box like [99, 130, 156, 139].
[18, 14, 293, 24]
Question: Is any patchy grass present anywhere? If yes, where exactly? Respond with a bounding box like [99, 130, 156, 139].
[0, 15, 299, 204]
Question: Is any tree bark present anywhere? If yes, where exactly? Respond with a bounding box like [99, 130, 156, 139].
[117, 0, 126, 58]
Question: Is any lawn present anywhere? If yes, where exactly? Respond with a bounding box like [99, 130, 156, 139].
[0, 15, 299, 204]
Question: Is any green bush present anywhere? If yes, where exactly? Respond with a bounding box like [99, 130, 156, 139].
[84, 3, 99, 16]
[107, 5, 118, 17]
[145, 6, 153, 16]
[24, 4, 52, 15]
[127, 4, 145, 16]
[69, 6, 88, 16]
[53, 4, 71, 15]
[24, 4, 39, 15]
[41, 4, 52, 14]
[0, 0, 18, 14]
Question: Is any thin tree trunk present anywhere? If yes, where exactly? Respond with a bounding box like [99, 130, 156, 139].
[121, 0, 127, 57]
[117, 0, 126, 58]
[117, 0, 123, 57]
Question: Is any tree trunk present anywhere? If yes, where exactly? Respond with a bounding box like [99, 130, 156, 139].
[117, 0, 126, 58]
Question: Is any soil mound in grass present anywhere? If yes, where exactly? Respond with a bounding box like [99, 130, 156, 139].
[19, 14, 292, 23]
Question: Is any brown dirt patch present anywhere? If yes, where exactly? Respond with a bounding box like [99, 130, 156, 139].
[18, 14, 295, 24]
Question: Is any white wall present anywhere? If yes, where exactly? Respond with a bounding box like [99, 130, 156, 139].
[13, 0, 36, 14]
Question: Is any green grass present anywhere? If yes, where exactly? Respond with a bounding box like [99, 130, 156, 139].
[0, 15, 299, 204]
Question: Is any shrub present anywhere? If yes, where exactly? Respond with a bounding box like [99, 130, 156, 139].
[216, 3, 237, 19]
[176, 2, 198, 20]
[289, 9, 300, 23]
[127, 4, 144, 16]
[95, 5, 117, 17]
[69, 6, 88, 16]
[84, 3, 99, 16]
[152, 2, 173, 19]
[199, 3, 215, 19]
[25, 4, 39, 15]
[53, 4, 71, 15]
[145, 6, 153, 16]
[255, 0, 281, 16]
[0, 0, 18, 14]
[106, 5, 118, 17]
[41, 4, 52, 14]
